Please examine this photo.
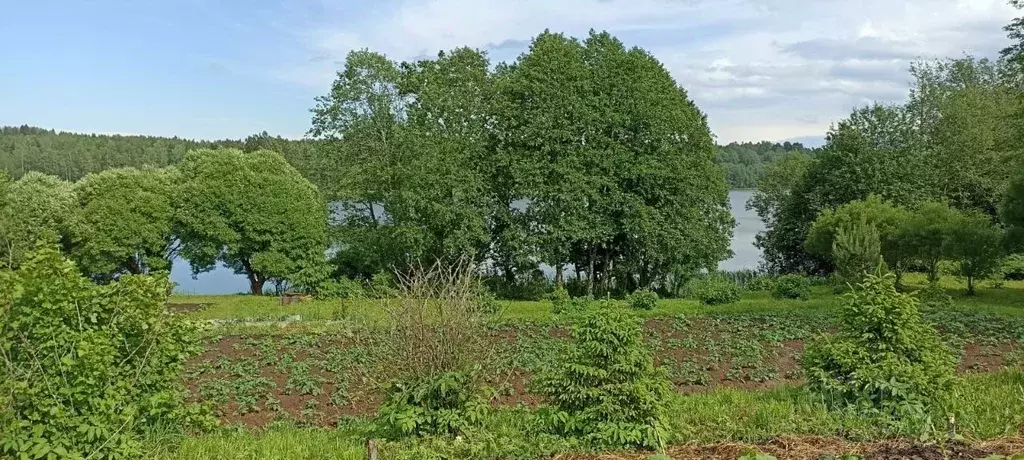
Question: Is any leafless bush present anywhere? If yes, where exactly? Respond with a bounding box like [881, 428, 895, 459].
[381, 258, 494, 380]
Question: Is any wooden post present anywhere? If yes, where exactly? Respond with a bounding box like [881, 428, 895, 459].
[367, 439, 378, 460]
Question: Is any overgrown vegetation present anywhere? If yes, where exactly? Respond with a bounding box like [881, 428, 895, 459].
[0, 248, 213, 458]
[375, 261, 495, 439]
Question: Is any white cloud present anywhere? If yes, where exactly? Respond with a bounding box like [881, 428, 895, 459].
[282, 0, 1020, 142]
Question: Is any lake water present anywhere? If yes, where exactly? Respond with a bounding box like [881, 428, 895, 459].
[170, 190, 765, 294]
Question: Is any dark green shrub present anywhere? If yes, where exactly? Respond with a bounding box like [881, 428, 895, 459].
[627, 288, 659, 310]
[1002, 254, 1024, 281]
[0, 248, 214, 458]
[550, 287, 591, 315]
[534, 303, 672, 449]
[376, 368, 490, 438]
[481, 272, 552, 301]
[831, 220, 883, 289]
[801, 271, 955, 418]
[315, 277, 365, 300]
[917, 282, 953, 310]
[771, 274, 811, 300]
[371, 270, 397, 298]
[474, 282, 501, 315]
[688, 275, 741, 305]
[746, 275, 777, 292]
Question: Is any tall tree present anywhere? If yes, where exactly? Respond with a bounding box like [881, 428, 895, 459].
[495, 31, 732, 293]
[947, 209, 1005, 295]
[72, 167, 179, 280]
[309, 48, 495, 278]
[174, 148, 327, 295]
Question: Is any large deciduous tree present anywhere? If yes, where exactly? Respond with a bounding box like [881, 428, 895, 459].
[310, 49, 493, 279]
[72, 167, 179, 280]
[947, 210, 1005, 295]
[496, 31, 732, 293]
[0, 171, 77, 268]
[174, 148, 327, 295]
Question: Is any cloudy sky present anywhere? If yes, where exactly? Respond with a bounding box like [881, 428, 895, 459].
[2, 0, 1019, 146]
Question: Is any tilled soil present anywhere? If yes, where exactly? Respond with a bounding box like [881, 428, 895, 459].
[554, 435, 1024, 459]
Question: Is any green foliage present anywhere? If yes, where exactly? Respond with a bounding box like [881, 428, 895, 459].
[0, 172, 77, 269]
[947, 209, 1005, 295]
[376, 368, 490, 439]
[1002, 254, 1024, 280]
[805, 196, 906, 265]
[897, 202, 960, 283]
[492, 30, 732, 297]
[758, 56, 1021, 276]
[715, 141, 817, 189]
[72, 167, 179, 280]
[627, 289, 659, 310]
[534, 303, 672, 449]
[0, 126, 318, 184]
[550, 288, 592, 316]
[174, 148, 328, 295]
[771, 274, 811, 300]
[801, 271, 956, 418]
[314, 277, 365, 300]
[916, 283, 954, 310]
[831, 221, 884, 290]
[688, 275, 741, 305]
[746, 275, 777, 292]
[1003, 173, 1024, 253]
[0, 247, 214, 459]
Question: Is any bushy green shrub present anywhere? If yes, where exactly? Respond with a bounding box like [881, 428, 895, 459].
[0, 248, 214, 459]
[370, 271, 398, 298]
[771, 274, 811, 300]
[315, 277, 365, 300]
[627, 289, 659, 310]
[474, 282, 502, 315]
[746, 275, 777, 292]
[533, 303, 672, 449]
[916, 282, 954, 310]
[550, 287, 591, 315]
[376, 368, 490, 438]
[688, 276, 741, 305]
[831, 220, 883, 290]
[801, 271, 956, 418]
[1002, 254, 1024, 281]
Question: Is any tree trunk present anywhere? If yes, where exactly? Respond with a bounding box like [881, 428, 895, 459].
[555, 264, 564, 289]
[587, 245, 596, 296]
[247, 272, 265, 296]
[928, 260, 939, 283]
[967, 276, 975, 296]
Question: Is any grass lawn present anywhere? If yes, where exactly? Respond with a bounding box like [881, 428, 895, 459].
[157, 274, 1024, 459]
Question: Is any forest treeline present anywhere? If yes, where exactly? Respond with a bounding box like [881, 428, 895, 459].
[0, 125, 804, 190]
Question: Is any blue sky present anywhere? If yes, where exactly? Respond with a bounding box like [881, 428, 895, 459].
[1, 0, 1018, 146]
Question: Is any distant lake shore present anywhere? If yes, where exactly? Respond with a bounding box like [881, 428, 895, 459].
[171, 190, 765, 294]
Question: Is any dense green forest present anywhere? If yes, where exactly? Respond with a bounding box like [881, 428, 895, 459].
[714, 141, 817, 189]
[0, 126, 320, 185]
[0, 125, 803, 190]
